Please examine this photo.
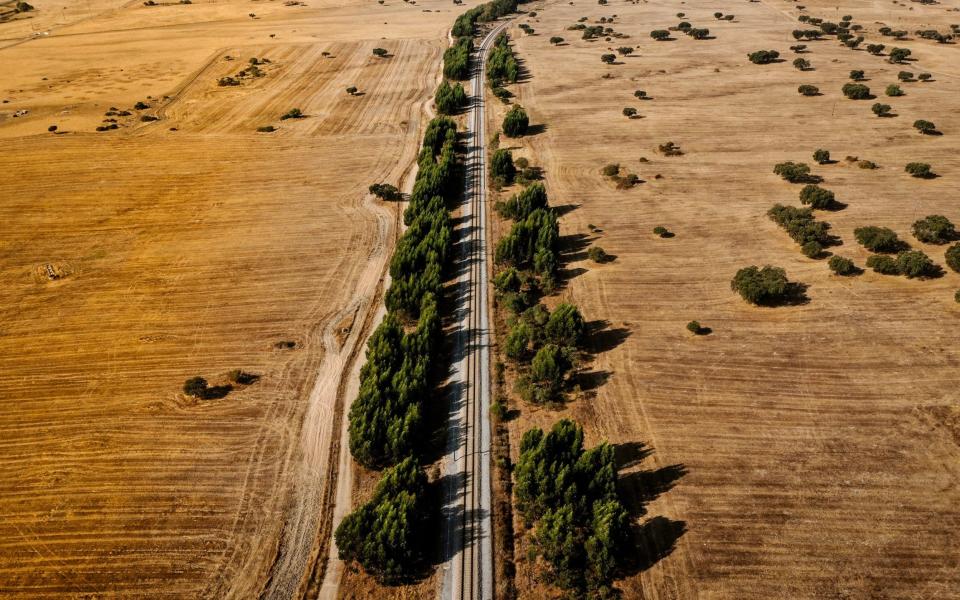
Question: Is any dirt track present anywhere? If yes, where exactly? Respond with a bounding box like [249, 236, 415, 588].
[496, 0, 960, 597]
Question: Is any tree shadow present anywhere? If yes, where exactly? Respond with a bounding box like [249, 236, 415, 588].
[201, 384, 233, 399]
[584, 319, 631, 353]
[777, 282, 811, 306]
[571, 369, 610, 393]
[525, 123, 547, 136]
[622, 516, 688, 574]
[613, 440, 653, 470]
[619, 463, 688, 515]
[552, 203, 580, 217]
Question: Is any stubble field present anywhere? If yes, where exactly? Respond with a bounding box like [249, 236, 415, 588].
[0, 0, 467, 596]
[496, 0, 960, 597]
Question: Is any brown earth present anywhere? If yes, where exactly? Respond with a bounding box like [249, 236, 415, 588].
[0, 0, 474, 596]
[492, 0, 960, 598]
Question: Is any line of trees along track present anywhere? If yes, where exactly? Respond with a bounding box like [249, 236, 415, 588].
[333, 0, 526, 593]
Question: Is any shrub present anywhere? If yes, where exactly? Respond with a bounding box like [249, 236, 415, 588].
[798, 84, 820, 96]
[48, 125, 58, 133]
[748, 50, 780, 64]
[686, 320, 704, 334]
[134, 101, 150, 110]
[601, 163, 620, 177]
[849, 69, 865, 81]
[502, 104, 529, 137]
[813, 149, 830, 164]
[280, 107, 303, 120]
[913, 119, 937, 134]
[790, 44, 807, 53]
[372, 47, 389, 57]
[872, 103, 891, 117]
[622, 107, 637, 118]
[946, 243, 960, 272]
[688, 28, 710, 39]
[888, 47, 911, 63]
[650, 30, 670, 40]
[841, 83, 871, 99]
[659, 141, 683, 156]
[886, 84, 904, 97]
[491, 148, 516, 184]
[256, 125, 276, 133]
[799, 184, 835, 209]
[634, 90, 647, 99]
[956, 289, 960, 303]
[346, 86, 358, 95]
[587, 246, 610, 263]
[183, 376, 208, 397]
[600, 53, 616, 64]
[802, 240, 823, 258]
[793, 58, 811, 70]
[828, 255, 857, 275]
[617, 46, 634, 55]
[905, 162, 933, 178]
[897, 70, 913, 81]
[896, 250, 939, 278]
[768, 204, 835, 246]
[653, 226, 670, 237]
[550, 36, 564, 44]
[912, 215, 955, 244]
[773, 161, 812, 183]
[866, 43, 885, 55]
[369, 183, 401, 200]
[918, 72, 932, 81]
[854, 225, 903, 252]
[730, 265, 792, 305]
[867, 254, 900, 275]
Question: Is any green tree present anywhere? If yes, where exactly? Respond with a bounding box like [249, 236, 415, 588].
[183, 376, 208, 398]
[799, 184, 835, 209]
[773, 161, 812, 183]
[841, 83, 871, 99]
[730, 265, 791, 305]
[748, 49, 780, 64]
[896, 250, 939, 278]
[945, 243, 960, 272]
[550, 36, 564, 45]
[490, 148, 516, 184]
[905, 162, 933, 178]
[913, 119, 937, 134]
[798, 84, 819, 96]
[912, 215, 955, 244]
[650, 29, 670, 40]
[872, 102, 892, 117]
[545, 303, 585, 348]
[813, 149, 830, 164]
[828, 255, 857, 275]
[334, 457, 429, 582]
[502, 104, 529, 137]
[854, 225, 903, 252]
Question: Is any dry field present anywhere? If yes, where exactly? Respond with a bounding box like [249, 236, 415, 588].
[494, 0, 960, 597]
[0, 0, 470, 596]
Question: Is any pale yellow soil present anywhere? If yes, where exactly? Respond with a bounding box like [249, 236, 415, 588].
[495, 0, 960, 597]
[0, 0, 474, 596]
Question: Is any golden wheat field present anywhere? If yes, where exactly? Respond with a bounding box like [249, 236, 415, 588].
[494, 0, 960, 597]
[0, 0, 470, 596]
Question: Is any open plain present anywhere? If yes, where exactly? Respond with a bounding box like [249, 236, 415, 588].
[0, 0, 473, 596]
[495, 0, 960, 597]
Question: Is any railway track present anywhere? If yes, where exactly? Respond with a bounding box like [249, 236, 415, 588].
[440, 18, 511, 600]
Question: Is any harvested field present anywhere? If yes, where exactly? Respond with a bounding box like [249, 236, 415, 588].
[495, 0, 960, 597]
[0, 0, 467, 596]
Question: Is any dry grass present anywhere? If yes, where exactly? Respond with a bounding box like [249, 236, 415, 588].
[494, 0, 960, 597]
[0, 0, 468, 596]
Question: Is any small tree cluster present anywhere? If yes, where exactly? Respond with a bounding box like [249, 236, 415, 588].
[773, 161, 813, 183]
[334, 457, 429, 582]
[841, 83, 871, 99]
[828, 255, 858, 276]
[912, 215, 955, 244]
[798, 184, 836, 209]
[515, 420, 631, 597]
[487, 33, 520, 83]
[434, 80, 468, 115]
[854, 225, 904, 253]
[767, 204, 835, 255]
[748, 50, 780, 64]
[506, 302, 585, 403]
[867, 251, 940, 278]
[731, 265, 795, 305]
[905, 162, 933, 178]
[369, 183, 401, 201]
[443, 36, 473, 80]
